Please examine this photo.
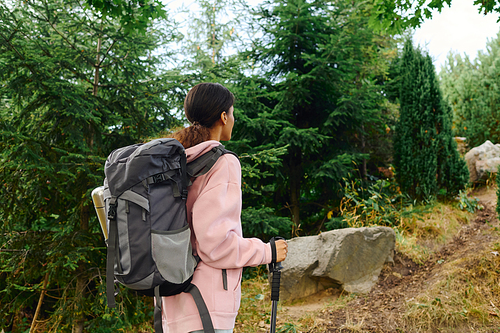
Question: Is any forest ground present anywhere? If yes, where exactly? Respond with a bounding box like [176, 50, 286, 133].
[237, 185, 500, 333]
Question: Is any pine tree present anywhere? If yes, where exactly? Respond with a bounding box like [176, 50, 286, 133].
[0, 0, 182, 330]
[394, 39, 468, 201]
[233, 0, 396, 234]
[440, 31, 500, 148]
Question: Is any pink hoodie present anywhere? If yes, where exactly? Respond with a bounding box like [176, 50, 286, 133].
[161, 140, 272, 333]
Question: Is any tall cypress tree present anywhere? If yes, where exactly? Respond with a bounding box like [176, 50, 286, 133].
[394, 39, 468, 201]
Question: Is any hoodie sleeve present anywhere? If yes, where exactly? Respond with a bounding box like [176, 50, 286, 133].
[191, 154, 272, 269]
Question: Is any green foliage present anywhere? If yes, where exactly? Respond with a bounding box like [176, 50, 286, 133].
[231, 0, 397, 235]
[440, 31, 500, 148]
[368, 0, 500, 32]
[0, 0, 182, 330]
[278, 322, 299, 332]
[241, 206, 293, 240]
[456, 190, 480, 213]
[85, 0, 167, 33]
[325, 178, 409, 229]
[394, 39, 468, 202]
[0, 0, 473, 329]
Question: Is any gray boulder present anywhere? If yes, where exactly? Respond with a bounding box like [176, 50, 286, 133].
[465, 140, 500, 182]
[276, 227, 395, 301]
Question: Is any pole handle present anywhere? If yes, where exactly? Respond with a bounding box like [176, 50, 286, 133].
[269, 236, 284, 272]
[268, 236, 284, 302]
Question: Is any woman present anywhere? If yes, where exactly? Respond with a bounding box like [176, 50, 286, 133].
[161, 82, 288, 333]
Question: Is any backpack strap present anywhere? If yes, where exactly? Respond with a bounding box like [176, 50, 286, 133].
[180, 150, 188, 199]
[154, 286, 164, 333]
[187, 145, 238, 179]
[184, 284, 215, 333]
[106, 196, 118, 308]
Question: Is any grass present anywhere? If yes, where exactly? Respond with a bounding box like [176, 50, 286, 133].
[396, 202, 473, 264]
[338, 311, 366, 332]
[234, 274, 271, 333]
[235, 276, 356, 332]
[402, 244, 500, 332]
[236, 184, 491, 332]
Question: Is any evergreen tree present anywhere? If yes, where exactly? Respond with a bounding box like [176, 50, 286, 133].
[0, 0, 182, 330]
[394, 39, 468, 201]
[85, 0, 167, 33]
[171, 0, 295, 239]
[440, 30, 500, 148]
[234, 0, 396, 234]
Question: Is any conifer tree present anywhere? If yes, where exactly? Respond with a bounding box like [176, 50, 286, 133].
[235, 0, 395, 233]
[440, 31, 500, 148]
[394, 39, 468, 201]
[173, 0, 296, 238]
[0, 0, 181, 330]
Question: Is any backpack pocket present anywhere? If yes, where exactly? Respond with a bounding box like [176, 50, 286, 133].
[151, 225, 197, 284]
[112, 190, 150, 276]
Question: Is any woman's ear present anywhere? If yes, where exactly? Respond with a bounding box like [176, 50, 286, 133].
[220, 112, 228, 125]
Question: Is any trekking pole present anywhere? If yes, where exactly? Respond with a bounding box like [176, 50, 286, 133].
[269, 237, 284, 333]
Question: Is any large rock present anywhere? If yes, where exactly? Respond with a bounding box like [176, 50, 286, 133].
[465, 140, 500, 182]
[276, 227, 395, 301]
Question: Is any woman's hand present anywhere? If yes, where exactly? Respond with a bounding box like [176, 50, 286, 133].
[275, 239, 288, 262]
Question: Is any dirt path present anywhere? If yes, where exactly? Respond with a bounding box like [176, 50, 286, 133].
[282, 187, 500, 332]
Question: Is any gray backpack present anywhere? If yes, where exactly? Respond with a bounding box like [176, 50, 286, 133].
[101, 138, 235, 333]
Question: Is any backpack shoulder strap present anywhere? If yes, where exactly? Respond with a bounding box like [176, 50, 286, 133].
[184, 284, 215, 333]
[186, 145, 238, 179]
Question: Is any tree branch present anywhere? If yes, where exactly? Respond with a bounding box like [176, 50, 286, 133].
[0, 31, 37, 76]
[98, 39, 116, 67]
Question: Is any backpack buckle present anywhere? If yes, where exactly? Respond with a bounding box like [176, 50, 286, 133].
[152, 174, 164, 183]
[108, 203, 117, 220]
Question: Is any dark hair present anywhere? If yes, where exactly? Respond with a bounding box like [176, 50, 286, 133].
[172, 83, 235, 149]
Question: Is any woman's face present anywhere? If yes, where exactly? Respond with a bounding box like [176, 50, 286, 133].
[220, 106, 234, 141]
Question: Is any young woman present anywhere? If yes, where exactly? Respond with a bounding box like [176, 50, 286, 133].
[161, 82, 288, 333]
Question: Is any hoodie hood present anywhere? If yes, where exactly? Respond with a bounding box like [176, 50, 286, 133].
[185, 140, 222, 163]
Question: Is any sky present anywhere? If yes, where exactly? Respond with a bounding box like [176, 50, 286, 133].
[166, 0, 500, 72]
[413, 0, 500, 71]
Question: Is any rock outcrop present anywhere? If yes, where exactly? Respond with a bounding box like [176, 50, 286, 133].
[276, 227, 395, 301]
[465, 140, 500, 183]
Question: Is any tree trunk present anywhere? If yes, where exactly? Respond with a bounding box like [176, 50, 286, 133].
[361, 123, 367, 180]
[72, 197, 90, 333]
[72, 273, 85, 333]
[72, 35, 100, 333]
[92, 37, 101, 97]
[29, 272, 49, 333]
[288, 148, 302, 235]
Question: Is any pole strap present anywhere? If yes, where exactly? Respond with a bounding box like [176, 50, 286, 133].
[270, 237, 277, 264]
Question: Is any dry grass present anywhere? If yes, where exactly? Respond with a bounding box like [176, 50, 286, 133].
[235, 274, 271, 333]
[403, 243, 500, 332]
[396, 202, 472, 264]
[338, 311, 366, 332]
[236, 276, 355, 332]
[236, 196, 488, 332]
